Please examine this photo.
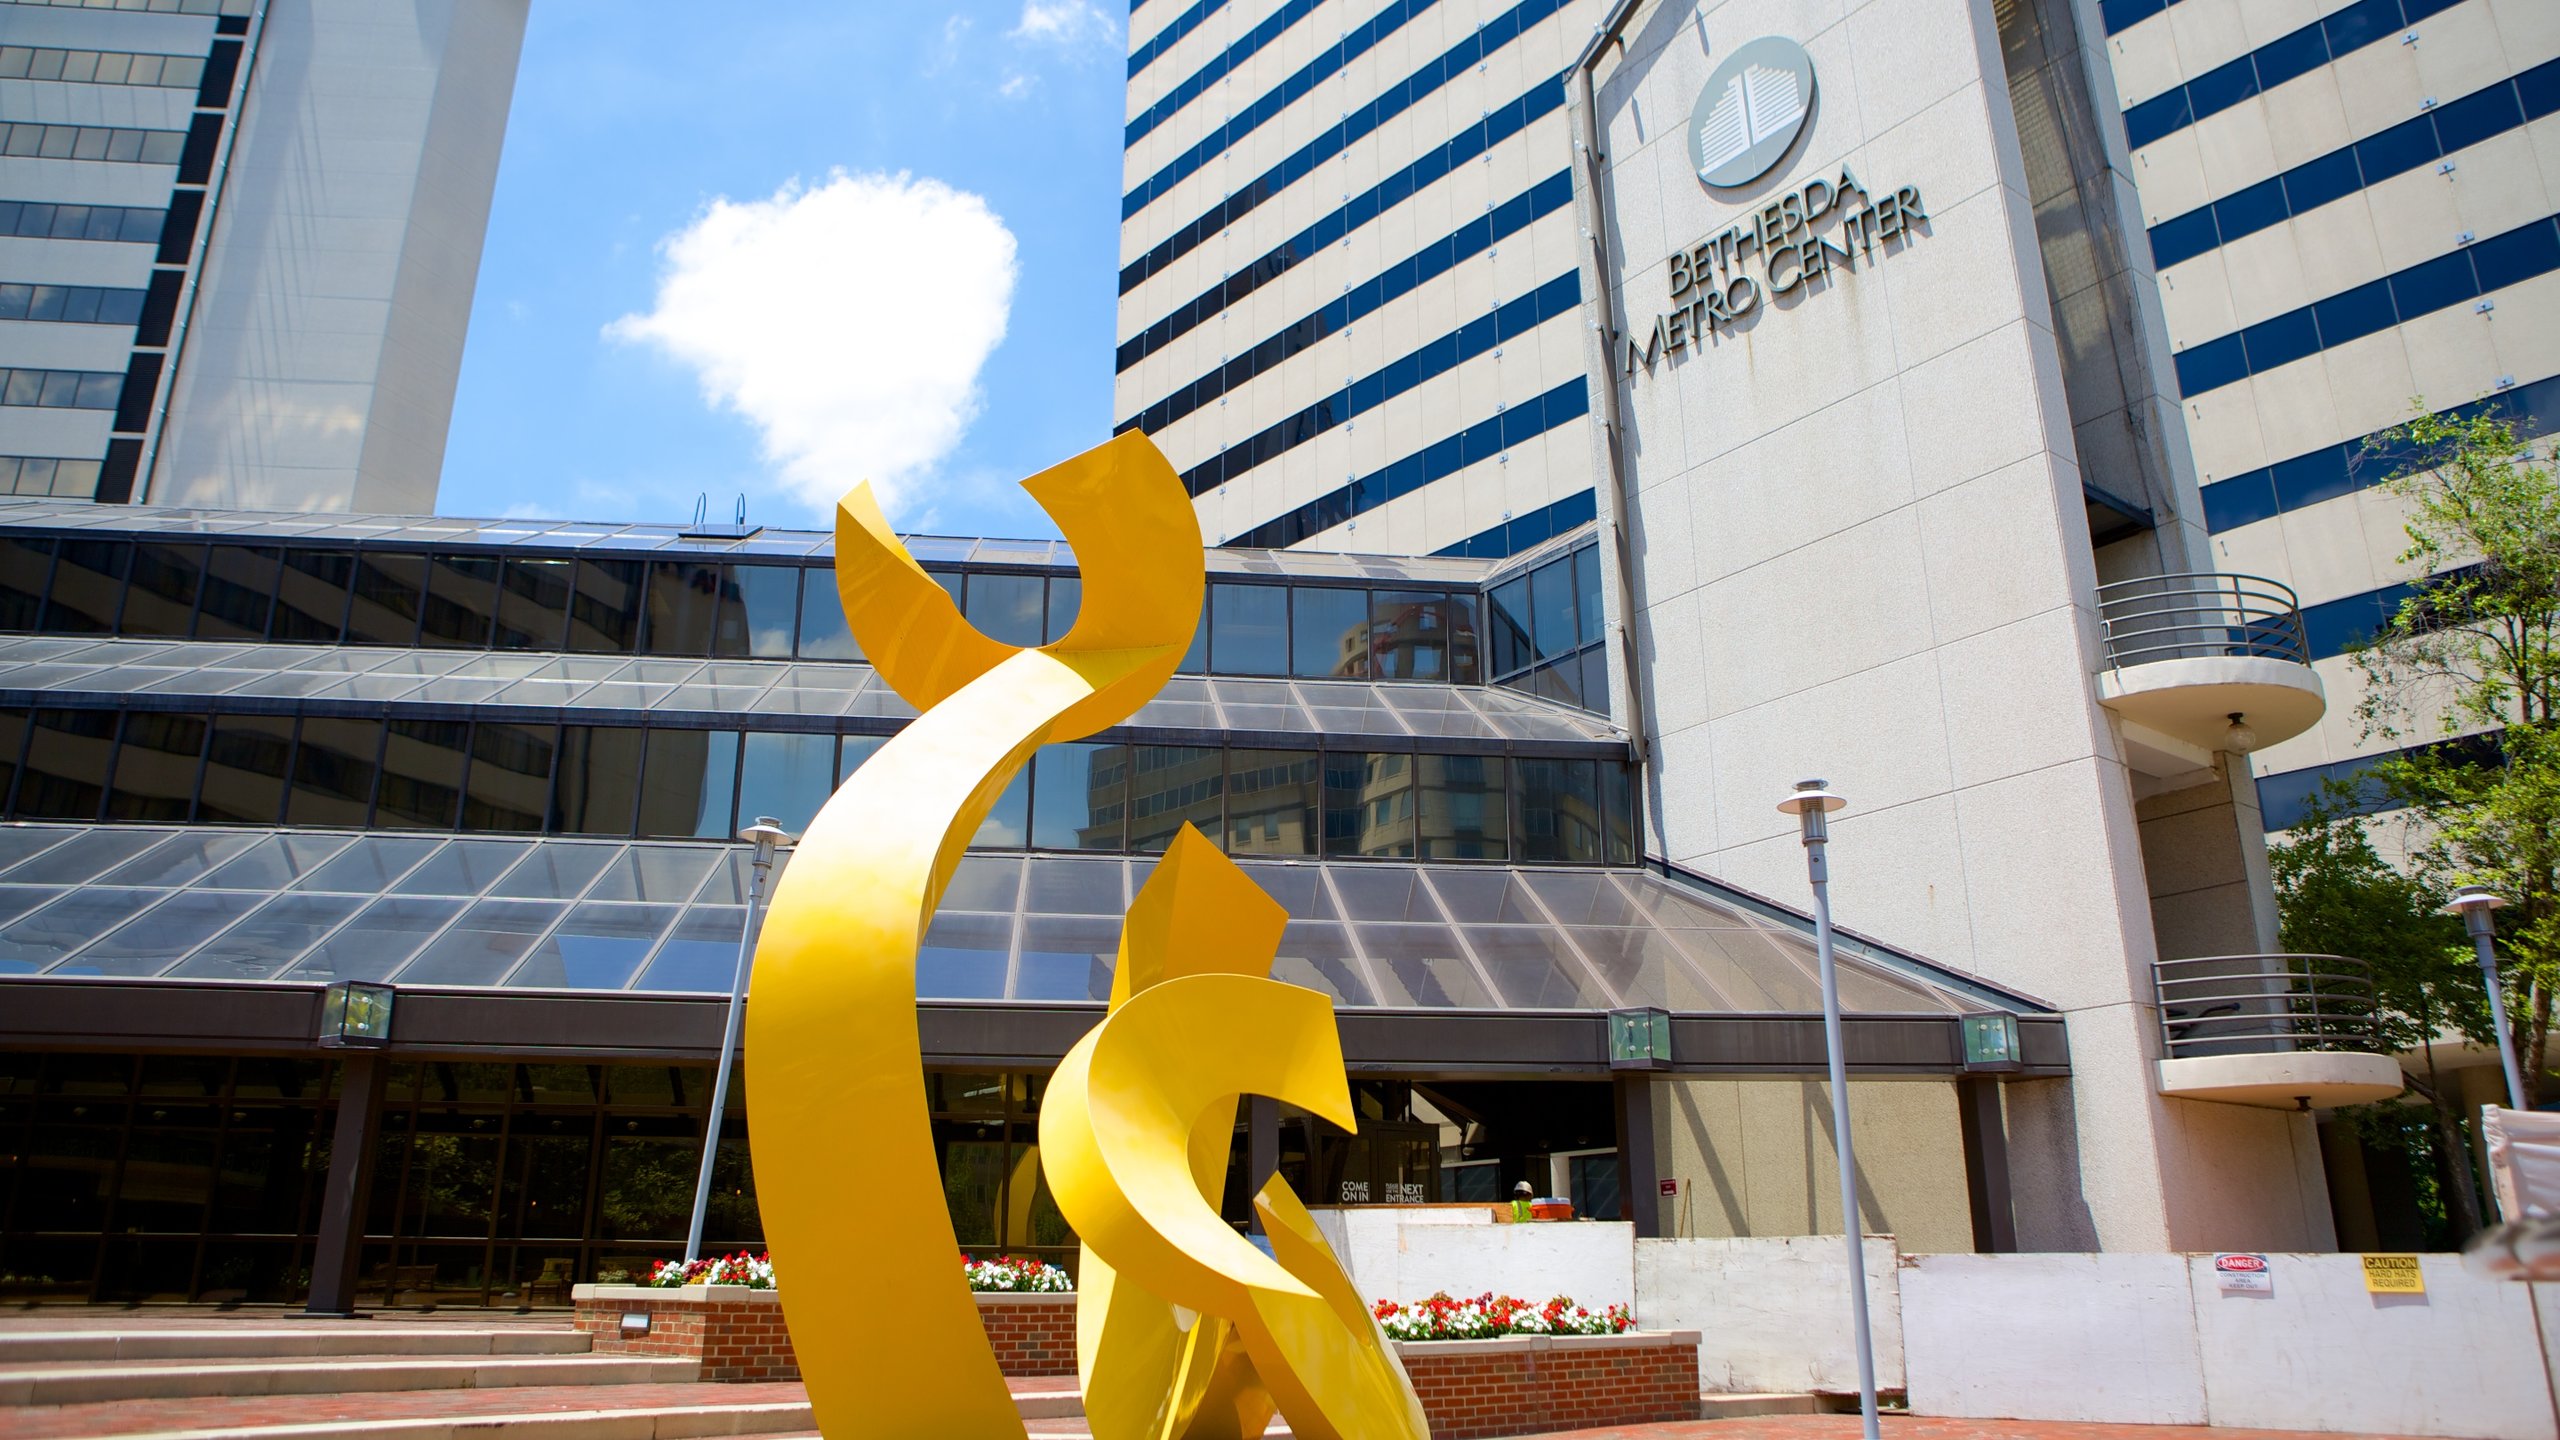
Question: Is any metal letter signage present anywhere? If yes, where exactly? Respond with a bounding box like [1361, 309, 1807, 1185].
[1688, 36, 1815, 189]
[745, 432, 1426, 1439]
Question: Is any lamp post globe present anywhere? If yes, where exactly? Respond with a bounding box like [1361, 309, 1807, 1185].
[2442, 885, 2528, 1111]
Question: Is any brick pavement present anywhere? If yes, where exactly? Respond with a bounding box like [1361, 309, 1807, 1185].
[1534, 1417, 2448, 1440]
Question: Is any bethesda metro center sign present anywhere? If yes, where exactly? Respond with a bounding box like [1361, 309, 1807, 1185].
[1623, 35, 1930, 377]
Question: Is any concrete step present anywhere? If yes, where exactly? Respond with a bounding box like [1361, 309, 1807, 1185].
[0, 1328, 591, 1364]
[44, 1387, 1082, 1440]
[1699, 1391, 1823, 1417]
[0, 1354, 699, 1405]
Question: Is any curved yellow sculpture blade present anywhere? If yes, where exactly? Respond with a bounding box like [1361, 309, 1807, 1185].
[745, 432, 1201, 1439]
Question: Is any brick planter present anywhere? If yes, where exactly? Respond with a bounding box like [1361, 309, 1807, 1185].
[570, 1285, 1078, 1381]
[1397, 1331, 1704, 1440]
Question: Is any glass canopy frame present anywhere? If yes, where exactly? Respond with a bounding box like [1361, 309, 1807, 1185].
[0, 824, 2018, 1016]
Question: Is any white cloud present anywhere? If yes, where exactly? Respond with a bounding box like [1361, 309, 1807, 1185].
[606, 171, 1018, 521]
[1009, 0, 1114, 48]
[998, 72, 1035, 99]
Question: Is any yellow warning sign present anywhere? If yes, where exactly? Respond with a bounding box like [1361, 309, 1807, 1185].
[2361, 1254, 2425, 1293]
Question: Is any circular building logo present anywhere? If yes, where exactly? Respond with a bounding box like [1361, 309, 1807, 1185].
[1687, 36, 1816, 190]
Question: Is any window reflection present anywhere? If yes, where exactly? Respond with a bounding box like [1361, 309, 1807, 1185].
[495, 560, 570, 651]
[377, 719, 467, 830]
[0, 536, 51, 630]
[568, 559, 645, 654]
[43, 539, 125, 634]
[1030, 742, 1126, 851]
[1528, 560, 1576, 663]
[736, 731, 833, 834]
[1416, 754, 1505, 861]
[642, 561, 723, 656]
[1210, 583, 1286, 675]
[795, 569, 858, 660]
[727, 565, 798, 659]
[347, 553, 426, 647]
[1126, 745, 1220, 851]
[1512, 757, 1601, 863]
[638, 730, 736, 839]
[467, 724, 556, 833]
[107, 711, 203, 822]
[1372, 590, 1477, 682]
[1487, 577, 1531, 678]
[421, 554, 500, 649]
[271, 549, 353, 643]
[1291, 587, 1369, 677]
[288, 717, 382, 828]
[18, 707, 113, 819]
[198, 714, 293, 825]
[1575, 549, 1605, 648]
[121, 543, 202, 638]
[1325, 752, 1412, 858]
[195, 545, 280, 641]
[1044, 577, 1081, 643]
[1225, 749, 1318, 856]
[963, 573, 1043, 650]
[552, 726, 643, 836]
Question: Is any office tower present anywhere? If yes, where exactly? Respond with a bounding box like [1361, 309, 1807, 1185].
[0, 0, 526, 511]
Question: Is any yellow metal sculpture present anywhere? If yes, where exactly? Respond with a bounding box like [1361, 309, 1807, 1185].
[744, 431, 1425, 1440]
[1044, 828, 1428, 1440]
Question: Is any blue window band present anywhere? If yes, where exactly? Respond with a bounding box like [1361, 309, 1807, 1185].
[1226, 378, 1590, 549]
[2172, 213, 2560, 397]
[1131, 76, 1566, 356]
[1169, 272, 1581, 498]
[1125, 0, 1573, 222]
[1436, 489, 1597, 559]
[1122, 168, 1573, 424]
[1129, 0, 1318, 145]
[2255, 731, 2499, 829]
[1128, 0, 1226, 79]
[1125, 0, 1439, 217]
[2100, 0, 2188, 35]
[2120, 0, 2470, 153]
[2150, 58, 2560, 271]
[2200, 373, 2560, 533]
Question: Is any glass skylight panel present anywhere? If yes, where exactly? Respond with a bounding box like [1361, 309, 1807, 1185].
[505, 902, 677, 990]
[4, 887, 179, 972]
[487, 842, 619, 901]
[290, 835, 443, 894]
[584, 845, 717, 904]
[1467, 926, 1614, 1009]
[1234, 862, 1332, 919]
[916, 910, 1012, 999]
[0, 663, 106, 690]
[407, 678, 513, 704]
[1568, 927, 1732, 1012]
[1524, 871, 1649, 927]
[630, 906, 745, 992]
[1014, 915, 1119, 1001]
[694, 847, 789, 904]
[1327, 866, 1441, 922]
[1022, 855, 1126, 916]
[0, 825, 71, 873]
[199, 834, 353, 890]
[391, 898, 566, 985]
[167, 893, 366, 981]
[492, 678, 592, 706]
[98, 831, 259, 888]
[1422, 869, 1545, 924]
[331, 673, 433, 701]
[1270, 920, 1371, 1005]
[567, 681, 673, 708]
[3, 828, 176, 884]
[391, 838, 533, 896]
[224, 671, 336, 699]
[1358, 924, 1495, 1008]
[942, 855, 1023, 912]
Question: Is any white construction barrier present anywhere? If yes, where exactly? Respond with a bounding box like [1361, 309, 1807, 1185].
[1306, 1206, 1636, 1311]
[1635, 1235, 1906, 1394]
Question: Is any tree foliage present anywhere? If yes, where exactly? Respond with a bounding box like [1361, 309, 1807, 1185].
[2350, 407, 2559, 1107]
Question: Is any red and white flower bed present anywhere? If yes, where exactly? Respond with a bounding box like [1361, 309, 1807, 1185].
[1371, 1292, 1634, 1341]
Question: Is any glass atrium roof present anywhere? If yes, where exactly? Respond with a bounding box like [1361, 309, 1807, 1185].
[0, 500, 1498, 584]
[0, 637, 1624, 745]
[0, 824, 1992, 1014]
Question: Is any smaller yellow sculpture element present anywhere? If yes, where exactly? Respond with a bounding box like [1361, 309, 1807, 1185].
[1044, 828, 1430, 1440]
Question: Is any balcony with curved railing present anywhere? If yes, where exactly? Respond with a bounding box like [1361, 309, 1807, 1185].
[2093, 571, 2326, 768]
[2152, 954, 2403, 1108]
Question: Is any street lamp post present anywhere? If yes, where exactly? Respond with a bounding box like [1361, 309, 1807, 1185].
[1776, 778, 1880, 1440]
[2444, 885, 2529, 1111]
[685, 816, 795, 1266]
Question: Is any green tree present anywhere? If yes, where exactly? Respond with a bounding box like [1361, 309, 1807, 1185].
[2350, 407, 2560, 1109]
[2268, 789, 2484, 1235]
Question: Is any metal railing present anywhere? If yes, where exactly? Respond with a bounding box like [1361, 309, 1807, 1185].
[2095, 572, 2310, 669]
[2153, 954, 2381, 1060]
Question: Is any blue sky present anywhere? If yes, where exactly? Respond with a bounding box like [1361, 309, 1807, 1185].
[435, 1, 1130, 540]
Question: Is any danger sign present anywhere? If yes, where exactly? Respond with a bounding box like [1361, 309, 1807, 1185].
[2361, 1254, 2425, 1294]
[2212, 1253, 2270, 1294]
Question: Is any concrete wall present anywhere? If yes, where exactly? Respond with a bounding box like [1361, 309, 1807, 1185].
[1635, 1235, 1903, 1395]
[1903, 1252, 2560, 1440]
[1648, 1077, 1974, 1256]
[1308, 1207, 1636, 1311]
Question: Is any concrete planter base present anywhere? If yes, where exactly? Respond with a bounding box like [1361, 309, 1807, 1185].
[1398, 1330, 1703, 1439]
[569, 1284, 1077, 1381]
